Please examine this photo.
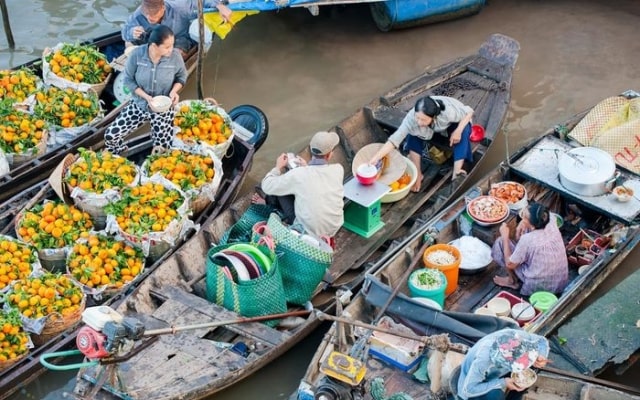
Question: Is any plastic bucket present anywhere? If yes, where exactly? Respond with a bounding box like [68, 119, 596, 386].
[407, 269, 447, 309]
[422, 244, 461, 296]
[529, 291, 558, 313]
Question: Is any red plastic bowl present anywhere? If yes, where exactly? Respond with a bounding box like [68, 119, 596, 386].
[470, 125, 485, 142]
[356, 164, 378, 185]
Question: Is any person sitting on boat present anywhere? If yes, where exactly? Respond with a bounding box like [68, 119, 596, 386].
[105, 25, 187, 156]
[491, 202, 569, 296]
[254, 131, 344, 242]
[122, 0, 232, 58]
[456, 328, 550, 400]
[369, 95, 474, 192]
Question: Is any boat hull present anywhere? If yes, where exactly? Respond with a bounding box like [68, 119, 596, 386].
[370, 0, 485, 31]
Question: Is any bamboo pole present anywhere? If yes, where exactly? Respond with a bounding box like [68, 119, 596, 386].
[0, 0, 15, 49]
[196, 0, 205, 100]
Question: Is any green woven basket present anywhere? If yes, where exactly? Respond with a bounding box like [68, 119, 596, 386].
[205, 243, 287, 327]
[266, 214, 333, 305]
[219, 204, 274, 245]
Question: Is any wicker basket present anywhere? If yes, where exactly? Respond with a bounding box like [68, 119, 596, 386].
[15, 211, 69, 273]
[117, 226, 175, 264]
[8, 129, 48, 169]
[31, 295, 86, 346]
[190, 192, 212, 216]
[173, 100, 235, 160]
[0, 351, 28, 372]
[42, 45, 112, 96]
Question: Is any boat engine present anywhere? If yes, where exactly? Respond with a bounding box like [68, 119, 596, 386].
[76, 306, 144, 359]
[314, 352, 366, 400]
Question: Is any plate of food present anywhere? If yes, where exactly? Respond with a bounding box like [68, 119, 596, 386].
[488, 181, 527, 210]
[511, 368, 537, 389]
[467, 195, 510, 226]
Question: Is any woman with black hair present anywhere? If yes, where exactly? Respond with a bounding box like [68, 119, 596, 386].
[491, 202, 569, 296]
[370, 95, 474, 192]
[105, 25, 187, 155]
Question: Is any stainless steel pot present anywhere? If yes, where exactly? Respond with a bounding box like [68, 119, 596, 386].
[558, 147, 617, 196]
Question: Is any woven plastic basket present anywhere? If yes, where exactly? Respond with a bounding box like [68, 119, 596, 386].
[8, 129, 48, 169]
[31, 294, 86, 346]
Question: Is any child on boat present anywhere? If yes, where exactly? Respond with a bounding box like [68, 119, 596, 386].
[491, 202, 569, 296]
[369, 95, 475, 192]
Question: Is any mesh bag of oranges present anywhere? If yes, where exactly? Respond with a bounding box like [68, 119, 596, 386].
[42, 42, 112, 96]
[66, 233, 145, 301]
[104, 177, 195, 260]
[0, 68, 43, 104]
[3, 272, 85, 345]
[0, 234, 43, 291]
[141, 148, 223, 215]
[33, 86, 103, 149]
[172, 99, 234, 159]
[0, 309, 31, 370]
[16, 200, 94, 271]
[65, 149, 139, 229]
[0, 98, 48, 169]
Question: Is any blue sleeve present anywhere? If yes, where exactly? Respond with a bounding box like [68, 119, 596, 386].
[173, 52, 188, 85]
[123, 51, 139, 93]
[121, 11, 140, 42]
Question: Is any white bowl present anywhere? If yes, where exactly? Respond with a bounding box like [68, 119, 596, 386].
[612, 186, 633, 202]
[511, 302, 536, 322]
[381, 157, 418, 203]
[486, 297, 511, 317]
[150, 95, 172, 113]
[511, 369, 537, 389]
[474, 307, 497, 317]
[411, 296, 443, 311]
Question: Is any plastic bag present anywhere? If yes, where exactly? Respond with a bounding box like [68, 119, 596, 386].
[449, 236, 492, 271]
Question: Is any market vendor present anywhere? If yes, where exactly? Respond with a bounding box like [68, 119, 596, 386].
[491, 202, 569, 296]
[122, 0, 232, 58]
[369, 95, 474, 192]
[457, 328, 550, 400]
[253, 131, 344, 242]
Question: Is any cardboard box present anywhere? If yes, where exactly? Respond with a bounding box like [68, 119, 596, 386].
[368, 316, 423, 371]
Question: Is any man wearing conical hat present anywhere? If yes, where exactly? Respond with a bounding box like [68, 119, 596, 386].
[122, 0, 232, 58]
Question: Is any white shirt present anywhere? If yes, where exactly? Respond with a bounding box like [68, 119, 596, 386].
[261, 163, 344, 237]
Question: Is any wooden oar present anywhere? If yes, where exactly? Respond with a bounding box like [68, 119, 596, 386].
[143, 309, 310, 336]
[316, 310, 466, 354]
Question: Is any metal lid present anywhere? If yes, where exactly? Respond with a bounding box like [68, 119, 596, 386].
[558, 147, 615, 184]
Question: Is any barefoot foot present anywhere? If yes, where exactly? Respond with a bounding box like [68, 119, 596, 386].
[493, 275, 520, 290]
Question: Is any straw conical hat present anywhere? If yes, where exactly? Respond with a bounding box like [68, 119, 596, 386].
[352, 143, 406, 185]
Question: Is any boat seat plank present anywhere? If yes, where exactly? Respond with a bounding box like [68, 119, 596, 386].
[152, 298, 217, 338]
[371, 106, 406, 131]
[119, 343, 224, 399]
[155, 286, 286, 346]
[555, 268, 640, 375]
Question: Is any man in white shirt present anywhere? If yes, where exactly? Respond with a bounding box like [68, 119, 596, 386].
[259, 131, 344, 239]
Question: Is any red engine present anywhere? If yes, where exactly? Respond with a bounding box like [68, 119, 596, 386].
[77, 326, 110, 359]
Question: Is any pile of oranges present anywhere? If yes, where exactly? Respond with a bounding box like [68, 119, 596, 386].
[5, 272, 84, 320]
[389, 173, 412, 192]
[173, 101, 232, 147]
[66, 149, 138, 193]
[0, 99, 47, 155]
[144, 149, 215, 192]
[33, 86, 101, 129]
[0, 68, 41, 102]
[104, 182, 185, 237]
[0, 309, 29, 363]
[17, 200, 93, 250]
[0, 237, 38, 290]
[44, 43, 112, 85]
[67, 233, 144, 290]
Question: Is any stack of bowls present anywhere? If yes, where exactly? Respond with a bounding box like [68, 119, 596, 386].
[210, 244, 273, 283]
[485, 297, 511, 317]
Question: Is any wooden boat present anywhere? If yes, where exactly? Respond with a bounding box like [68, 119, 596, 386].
[68, 33, 519, 399]
[0, 31, 201, 203]
[294, 91, 640, 400]
[369, 0, 485, 32]
[0, 108, 269, 399]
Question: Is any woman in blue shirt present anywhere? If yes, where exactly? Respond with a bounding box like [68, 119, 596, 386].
[105, 25, 187, 155]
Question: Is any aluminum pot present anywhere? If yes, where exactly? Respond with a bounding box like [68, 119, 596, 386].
[558, 147, 617, 196]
